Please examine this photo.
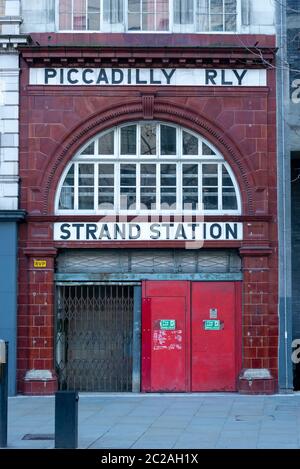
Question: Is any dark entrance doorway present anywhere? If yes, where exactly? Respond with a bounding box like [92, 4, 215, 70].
[56, 284, 134, 391]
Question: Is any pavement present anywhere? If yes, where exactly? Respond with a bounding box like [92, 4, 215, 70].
[4, 393, 300, 449]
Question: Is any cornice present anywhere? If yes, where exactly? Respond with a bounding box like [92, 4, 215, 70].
[19, 45, 276, 69]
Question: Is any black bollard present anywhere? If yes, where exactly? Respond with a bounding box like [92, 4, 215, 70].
[0, 341, 8, 448]
[55, 390, 79, 449]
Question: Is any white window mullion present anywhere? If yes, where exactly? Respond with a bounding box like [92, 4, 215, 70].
[71, 0, 74, 30]
[178, 163, 182, 213]
[100, 0, 103, 31]
[169, 0, 173, 32]
[115, 162, 120, 212]
[94, 163, 98, 212]
[74, 162, 79, 210]
[223, 0, 225, 31]
[137, 124, 141, 158]
[218, 163, 222, 211]
[236, 0, 241, 32]
[178, 126, 182, 160]
[136, 163, 141, 211]
[199, 163, 203, 214]
[157, 122, 160, 159]
[86, 0, 88, 30]
[157, 163, 161, 211]
[140, 0, 142, 31]
[95, 135, 99, 155]
[116, 127, 120, 159]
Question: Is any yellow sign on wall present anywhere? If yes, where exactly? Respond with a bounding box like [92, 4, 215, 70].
[33, 260, 47, 268]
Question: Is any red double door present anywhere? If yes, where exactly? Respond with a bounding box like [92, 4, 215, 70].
[141, 281, 242, 392]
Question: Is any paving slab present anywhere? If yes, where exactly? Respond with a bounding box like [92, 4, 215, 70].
[4, 393, 300, 449]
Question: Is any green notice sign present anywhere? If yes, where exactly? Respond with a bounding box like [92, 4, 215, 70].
[160, 320, 176, 330]
[203, 320, 222, 331]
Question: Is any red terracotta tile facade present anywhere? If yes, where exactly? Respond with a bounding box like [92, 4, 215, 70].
[18, 33, 278, 394]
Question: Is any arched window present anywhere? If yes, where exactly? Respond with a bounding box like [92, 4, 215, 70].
[56, 122, 241, 215]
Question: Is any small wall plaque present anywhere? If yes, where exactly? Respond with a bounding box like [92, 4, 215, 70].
[33, 260, 47, 268]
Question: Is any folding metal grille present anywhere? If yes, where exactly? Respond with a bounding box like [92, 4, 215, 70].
[56, 249, 241, 274]
[56, 284, 134, 392]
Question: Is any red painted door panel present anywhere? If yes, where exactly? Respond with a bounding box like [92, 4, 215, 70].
[142, 280, 240, 392]
[142, 281, 189, 392]
[191, 282, 237, 391]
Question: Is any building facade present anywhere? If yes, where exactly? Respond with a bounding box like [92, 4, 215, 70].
[0, 0, 27, 395]
[4, 0, 281, 394]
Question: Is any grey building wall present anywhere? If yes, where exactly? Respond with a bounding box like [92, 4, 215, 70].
[0, 220, 18, 395]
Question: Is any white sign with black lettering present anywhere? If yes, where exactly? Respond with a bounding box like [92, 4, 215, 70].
[30, 68, 267, 87]
[53, 222, 243, 242]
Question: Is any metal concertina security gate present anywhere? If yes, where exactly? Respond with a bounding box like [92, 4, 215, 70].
[56, 284, 134, 392]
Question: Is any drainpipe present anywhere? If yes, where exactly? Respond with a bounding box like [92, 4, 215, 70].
[276, 0, 294, 391]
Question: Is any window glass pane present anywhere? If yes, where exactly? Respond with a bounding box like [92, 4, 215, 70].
[59, 186, 74, 209]
[120, 164, 136, 209]
[183, 164, 198, 210]
[211, 14, 223, 31]
[103, 0, 124, 23]
[73, 0, 87, 30]
[202, 142, 216, 155]
[222, 165, 237, 210]
[161, 125, 176, 155]
[141, 124, 156, 155]
[88, 0, 100, 29]
[196, 0, 209, 31]
[174, 0, 194, 24]
[59, 165, 74, 209]
[156, 0, 169, 31]
[121, 125, 137, 155]
[160, 164, 176, 209]
[222, 188, 238, 210]
[78, 164, 94, 209]
[79, 163, 94, 185]
[99, 164, 114, 208]
[203, 188, 218, 210]
[78, 188, 94, 208]
[128, 0, 140, 30]
[64, 165, 75, 185]
[211, 0, 223, 14]
[99, 131, 114, 155]
[225, 0, 236, 31]
[142, 0, 155, 30]
[222, 165, 234, 187]
[141, 164, 156, 209]
[183, 131, 198, 155]
[0, 0, 5, 16]
[81, 141, 95, 155]
[59, 0, 72, 29]
[202, 163, 218, 210]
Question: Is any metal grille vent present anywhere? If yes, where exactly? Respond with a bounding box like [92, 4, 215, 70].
[56, 249, 241, 274]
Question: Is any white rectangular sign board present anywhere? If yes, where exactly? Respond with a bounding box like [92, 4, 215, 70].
[30, 68, 267, 87]
[53, 222, 243, 242]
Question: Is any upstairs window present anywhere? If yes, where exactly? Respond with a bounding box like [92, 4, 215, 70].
[56, 122, 241, 215]
[58, 0, 238, 32]
[128, 0, 169, 31]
